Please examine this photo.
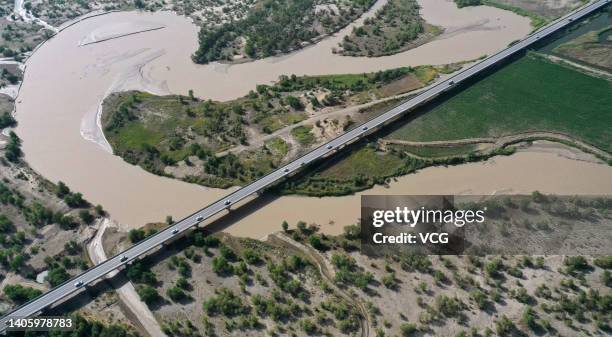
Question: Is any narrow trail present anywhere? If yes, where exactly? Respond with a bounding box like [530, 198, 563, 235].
[544, 54, 612, 80]
[269, 233, 370, 337]
[380, 130, 611, 161]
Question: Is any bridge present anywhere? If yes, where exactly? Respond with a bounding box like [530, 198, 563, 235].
[1, 0, 610, 332]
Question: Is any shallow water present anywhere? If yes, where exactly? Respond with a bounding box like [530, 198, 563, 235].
[15, 0, 608, 238]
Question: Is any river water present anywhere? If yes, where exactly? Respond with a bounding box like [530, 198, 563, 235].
[14, 0, 610, 237]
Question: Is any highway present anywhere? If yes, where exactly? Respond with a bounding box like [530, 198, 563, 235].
[0, 0, 609, 332]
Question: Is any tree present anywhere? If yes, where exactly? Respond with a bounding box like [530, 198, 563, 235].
[79, 210, 94, 224]
[9, 254, 26, 272]
[285, 95, 304, 110]
[3, 284, 42, 304]
[137, 285, 161, 305]
[64, 192, 87, 208]
[56, 181, 70, 197]
[243, 248, 261, 265]
[455, 0, 482, 8]
[308, 235, 325, 250]
[94, 204, 105, 216]
[0, 215, 14, 233]
[64, 241, 80, 255]
[281, 220, 289, 232]
[5, 131, 22, 162]
[166, 286, 188, 302]
[126, 261, 157, 285]
[46, 266, 69, 286]
[212, 256, 233, 275]
[219, 245, 237, 261]
[564, 256, 589, 273]
[128, 229, 146, 243]
[134, 0, 145, 9]
[0, 112, 16, 129]
[202, 288, 248, 316]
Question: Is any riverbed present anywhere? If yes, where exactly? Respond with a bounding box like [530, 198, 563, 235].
[14, 0, 610, 238]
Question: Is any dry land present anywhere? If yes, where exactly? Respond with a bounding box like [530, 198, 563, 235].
[99, 194, 612, 337]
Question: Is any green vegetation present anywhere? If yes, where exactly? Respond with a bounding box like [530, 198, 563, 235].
[46, 264, 70, 286]
[331, 253, 374, 290]
[391, 143, 479, 158]
[192, 0, 375, 63]
[4, 131, 22, 163]
[290, 125, 315, 146]
[454, 0, 483, 8]
[0, 111, 16, 129]
[137, 285, 162, 305]
[3, 284, 42, 304]
[400, 322, 418, 336]
[390, 54, 612, 152]
[554, 25, 612, 71]
[102, 67, 437, 189]
[282, 145, 424, 196]
[484, 1, 548, 29]
[341, 0, 439, 57]
[202, 287, 250, 316]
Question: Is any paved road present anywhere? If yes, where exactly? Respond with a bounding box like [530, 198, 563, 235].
[1, 0, 609, 332]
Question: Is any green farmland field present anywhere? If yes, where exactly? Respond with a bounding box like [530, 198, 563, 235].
[390, 54, 612, 153]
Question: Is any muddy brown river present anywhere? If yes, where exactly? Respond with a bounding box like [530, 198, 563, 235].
[14, 0, 611, 238]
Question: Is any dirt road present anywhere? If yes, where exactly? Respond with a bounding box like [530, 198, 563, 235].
[87, 219, 166, 337]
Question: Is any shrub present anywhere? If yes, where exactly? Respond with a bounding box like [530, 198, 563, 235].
[137, 285, 161, 305]
[564, 256, 589, 273]
[495, 315, 515, 336]
[485, 258, 504, 278]
[400, 322, 417, 336]
[202, 288, 249, 317]
[78, 210, 94, 224]
[3, 284, 42, 304]
[166, 286, 189, 302]
[436, 295, 463, 317]
[300, 318, 317, 334]
[212, 256, 234, 275]
[126, 261, 157, 285]
[128, 229, 146, 243]
[46, 266, 69, 286]
[594, 256, 612, 269]
[470, 289, 488, 309]
[243, 248, 261, 265]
